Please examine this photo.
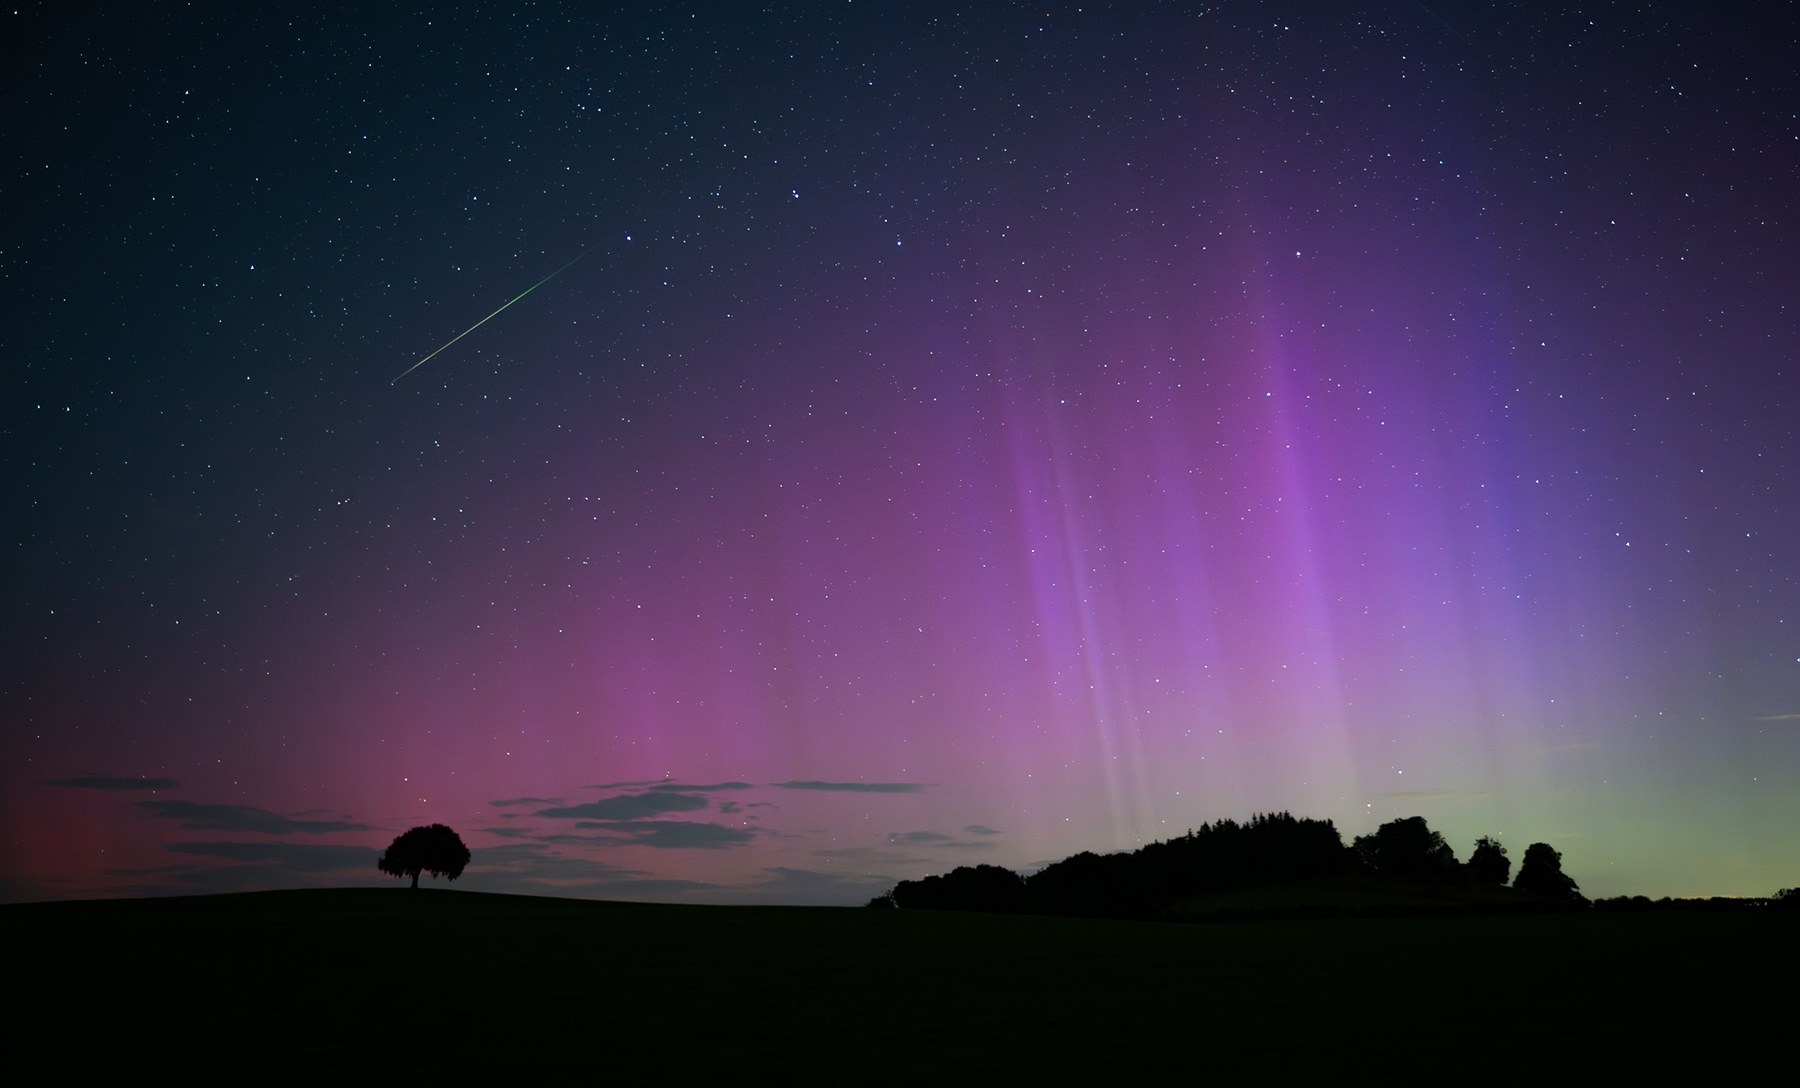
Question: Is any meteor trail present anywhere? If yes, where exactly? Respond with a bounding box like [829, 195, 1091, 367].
[392, 250, 587, 383]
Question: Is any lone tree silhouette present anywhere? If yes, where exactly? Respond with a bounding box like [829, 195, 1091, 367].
[378, 824, 471, 889]
[1513, 842, 1583, 904]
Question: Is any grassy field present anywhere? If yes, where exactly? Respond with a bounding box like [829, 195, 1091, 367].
[8, 888, 1790, 1078]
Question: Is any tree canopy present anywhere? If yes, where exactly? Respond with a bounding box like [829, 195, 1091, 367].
[1353, 816, 1458, 882]
[891, 863, 1028, 913]
[378, 824, 471, 889]
[871, 812, 1589, 920]
[883, 812, 1350, 918]
[1513, 842, 1584, 904]
[1467, 836, 1511, 886]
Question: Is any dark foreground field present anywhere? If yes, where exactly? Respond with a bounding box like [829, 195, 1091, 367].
[8, 889, 1791, 1078]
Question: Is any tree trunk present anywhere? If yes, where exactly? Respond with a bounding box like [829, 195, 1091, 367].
[410, 871, 419, 889]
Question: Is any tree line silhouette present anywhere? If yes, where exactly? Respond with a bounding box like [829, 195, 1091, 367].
[868, 813, 1596, 918]
[1593, 888, 1800, 911]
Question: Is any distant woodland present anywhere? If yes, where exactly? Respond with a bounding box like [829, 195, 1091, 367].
[870, 813, 1800, 920]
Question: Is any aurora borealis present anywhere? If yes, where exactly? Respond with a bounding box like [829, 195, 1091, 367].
[5, 2, 1796, 904]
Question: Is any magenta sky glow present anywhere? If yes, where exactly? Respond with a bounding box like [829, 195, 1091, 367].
[5, 3, 1797, 904]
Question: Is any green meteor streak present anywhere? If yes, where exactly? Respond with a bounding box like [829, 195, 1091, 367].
[392, 250, 588, 384]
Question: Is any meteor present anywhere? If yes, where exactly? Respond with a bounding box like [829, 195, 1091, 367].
[392, 250, 588, 383]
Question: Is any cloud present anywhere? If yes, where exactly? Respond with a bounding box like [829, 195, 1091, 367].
[149, 863, 305, 896]
[565, 821, 757, 849]
[649, 781, 754, 793]
[887, 829, 994, 851]
[1756, 713, 1800, 722]
[469, 844, 718, 900]
[536, 792, 709, 820]
[166, 841, 377, 872]
[773, 781, 926, 793]
[964, 825, 1001, 836]
[103, 864, 196, 878]
[139, 801, 371, 835]
[1381, 790, 1494, 802]
[42, 776, 179, 791]
[736, 866, 896, 906]
[96, 842, 384, 897]
[464, 843, 697, 894]
[813, 844, 941, 867]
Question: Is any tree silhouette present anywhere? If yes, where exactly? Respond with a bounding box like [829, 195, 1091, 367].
[378, 824, 471, 889]
[1354, 816, 1458, 882]
[1026, 850, 1142, 917]
[880, 813, 1354, 919]
[1467, 836, 1511, 886]
[891, 863, 1028, 913]
[1513, 842, 1584, 904]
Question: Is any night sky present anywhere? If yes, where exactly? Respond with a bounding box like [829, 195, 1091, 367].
[6, 2, 1797, 905]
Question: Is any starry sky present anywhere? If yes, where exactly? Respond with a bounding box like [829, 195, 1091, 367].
[6, 2, 1797, 905]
